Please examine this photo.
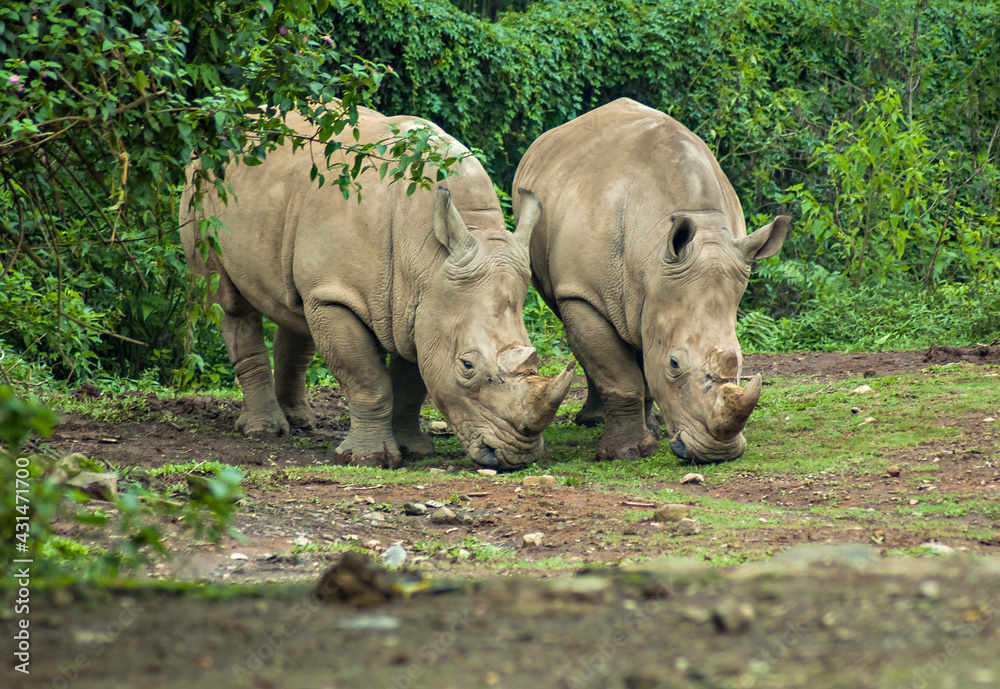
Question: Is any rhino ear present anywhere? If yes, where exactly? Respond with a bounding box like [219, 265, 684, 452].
[433, 187, 476, 258]
[513, 188, 542, 249]
[662, 215, 697, 263]
[737, 215, 790, 262]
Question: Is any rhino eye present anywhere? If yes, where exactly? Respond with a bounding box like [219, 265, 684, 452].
[461, 359, 474, 370]
[669, 357, 680, 370]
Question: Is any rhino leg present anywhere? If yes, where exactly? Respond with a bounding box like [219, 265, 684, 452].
[572, 376, 605, 427]
[222, 311, 290, 437]
[273, 326, 317, 429]
[560, 299, 659, 461]
[306, 303, 402, 469]
[388, 354, 435, 460]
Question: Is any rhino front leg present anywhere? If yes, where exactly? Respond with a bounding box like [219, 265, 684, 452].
[273, 326, 317, 429]
[559, 299, 659, 461]
[306, 303, 401, 468]
[388, 355, 435, 459]
[222, 311, 290, 437]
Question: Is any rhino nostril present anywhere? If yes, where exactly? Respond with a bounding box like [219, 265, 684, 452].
[668, 433, 688, 460]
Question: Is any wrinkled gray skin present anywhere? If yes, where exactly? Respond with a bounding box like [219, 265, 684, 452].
[180, 108, 574, 470]
[513, 98, 789, 463]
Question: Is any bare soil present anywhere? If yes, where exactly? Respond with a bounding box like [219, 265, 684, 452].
[8, 346, 1000, 689]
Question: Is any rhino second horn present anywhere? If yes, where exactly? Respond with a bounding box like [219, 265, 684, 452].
[712, 373, 762, 437]
[525, 361, 577, 434]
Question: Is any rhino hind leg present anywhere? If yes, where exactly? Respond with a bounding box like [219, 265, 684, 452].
[306, 303, 402, 469]
[388, 355, 435, 460]
[559, 300, 659, 461]
[572, 376, 605, 427]
[221, 311, 290, 437]
[273, 326, 317, 429]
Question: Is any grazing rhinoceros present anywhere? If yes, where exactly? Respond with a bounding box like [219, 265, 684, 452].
[512, 98, 788, 463]
[180, 107, 574, 470]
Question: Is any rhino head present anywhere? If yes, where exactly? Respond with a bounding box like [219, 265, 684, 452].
[643, 213, 790, 463]
[415, 189, 575, 470]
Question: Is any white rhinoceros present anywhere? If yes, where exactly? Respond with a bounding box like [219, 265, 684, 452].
[180, 107, 574, 470]
[512, 98, 788, 463]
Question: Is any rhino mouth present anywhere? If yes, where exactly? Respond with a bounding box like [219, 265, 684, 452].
[668, 429, 747, 464]
[463, 426, 543, 471]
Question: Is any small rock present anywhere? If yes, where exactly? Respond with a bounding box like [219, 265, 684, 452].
[523, 532, 545, 547]
[67, 471, 118, 500]
[850, 406, 860, 414]
[430, 507, 459, 524]
[364, 511, 386, 523]
[852, 384, 874, 394]
[920, 542, 955, 556]
[402, 502, 428, 516]
[677, 517, 701, 535]
[425, 500, 445, 509]
[364, 538, 382, 549]
[918, 580, 941, 598]
[860, 416, 876, 425]
[522, 475, 557, 487]
[428, 467, 446, 474]
[429, 421, 449, 433]
[984, 417, 996, 423]
[681, 606, 712, 623]
[652, 504, 690, 523]
[230, 552, 248, 560]
[909, 499, 919, 506]
[886, 465, 901, 477]
[477, 469, 497, 476]
[456, 548, 471, 560]
[381, 543, 407, 568]
[293, 536, 312, 547]
[711, 597, 755, 633]
[334, 614, 400, 631]
[680, 473, 705, 485]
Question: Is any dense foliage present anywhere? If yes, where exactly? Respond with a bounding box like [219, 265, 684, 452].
[2, 0, 999, 389]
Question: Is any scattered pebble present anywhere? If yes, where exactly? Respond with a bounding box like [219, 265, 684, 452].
[920, 542, 955, 556]
[909, 499, 919, 506]
[860, 416, 876, 425]
[680, 473, 705, 485]
[293, 536, 312, 547]
[403, 502, 428, 516]
[429, 421, 449, 433]
[984, 417, 996, 423]
[852, 384, 874, 394]
[918, 580, 941, 598]
[522, 475, 557, 487]
[428, 468, 446, 474]
[430, 507, 459, 524]
[850, 406, 860, 414]
[477, 469, 497, 476]
[425, 500, 445, 509]
[522, 532, 545, 547]
[652, 504, 690, 523]
[364, 512, 386, 523]
[677, 517, 701, 535]
[711, 597, 755, 633]
[334, 614, 400, 631]
[456, 548, 471, 560]
[886, 465, 901, 477]
[230, 552, 248, 560]
[381, 543, 407, 567]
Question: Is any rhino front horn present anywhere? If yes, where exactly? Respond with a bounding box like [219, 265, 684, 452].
[712, 373, 762, 437]
[525, 360, 577, 434]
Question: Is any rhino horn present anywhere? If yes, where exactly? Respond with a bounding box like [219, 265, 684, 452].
[524, 360, 577, 434]
[513, 189, 542, 249]
[712, 373, 762, 437]
[499, 346, 540, 376]
[433, 187, 476, 258]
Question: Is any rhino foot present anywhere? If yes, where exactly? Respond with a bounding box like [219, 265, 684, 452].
[573, 408, 606, 428]
[396, 431, 435, 460]
[236, 411, 290, 437]
[281, 404, 316, 430]
[595, 432, 659, 461]
[332, 440, 403, 469]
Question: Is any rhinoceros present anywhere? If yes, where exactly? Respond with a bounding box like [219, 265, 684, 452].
[512, 98, 788, 462]
[180, 107, 574, 470]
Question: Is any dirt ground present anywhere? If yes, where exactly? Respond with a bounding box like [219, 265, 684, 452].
[8, 346, 1000, 688]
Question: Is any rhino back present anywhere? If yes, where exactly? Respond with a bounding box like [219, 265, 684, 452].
[182, 108, 505, 358]
[515, 98, 745, 343]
